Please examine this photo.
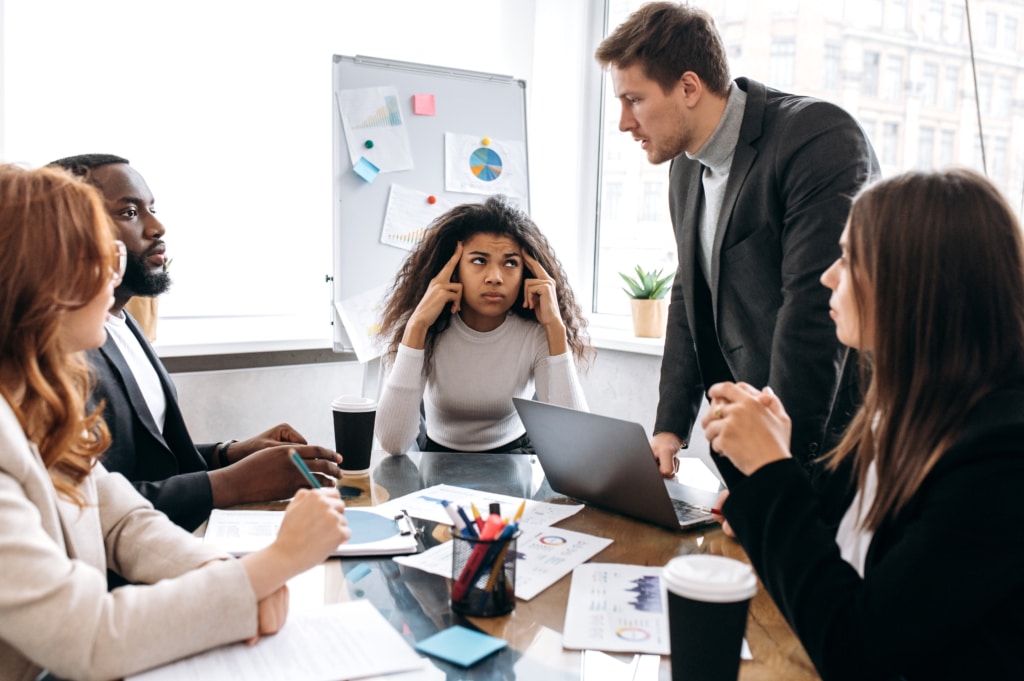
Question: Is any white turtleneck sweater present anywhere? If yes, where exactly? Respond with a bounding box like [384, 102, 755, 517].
[375, 313, 588, 453]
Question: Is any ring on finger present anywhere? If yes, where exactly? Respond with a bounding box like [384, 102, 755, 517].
[715, 407, 723, 419]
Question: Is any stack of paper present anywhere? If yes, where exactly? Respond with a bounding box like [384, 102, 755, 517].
[127, 600, 422, 681]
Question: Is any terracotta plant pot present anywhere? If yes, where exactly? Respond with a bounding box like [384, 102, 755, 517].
[630, 298, 667, 338]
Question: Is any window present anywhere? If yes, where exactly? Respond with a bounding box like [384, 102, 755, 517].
[918, 127, 935, 169]
[921, 62, 938, 107]
[882, 122, 901, 165]
[863, 51, 881, 97]
[985, 12, 999, 46]
[862, 0, 885, 28]
[603, 182, 624, 221]
[886, 0, 907, 31]
[993, 137, 1009, 180]
[884, 55, 905, 102]
[938, 130, 956, 168]
[724, 0, 747, 22]
[995, 75, 1013, 117]
[771, 0, 799, 16]
[823, 44, 842, 91]
[925, 0, 943, 40]
[640, 181, 666, 222]
[942, 66, 959, 109]
[977, 72, 993, 115]
[860, 118, 877, 143]
[770, 41, 797, 89]
[947, 5, 965, 43]
[592, 0, 1024, 316]
[1005, 16, 1019, 50]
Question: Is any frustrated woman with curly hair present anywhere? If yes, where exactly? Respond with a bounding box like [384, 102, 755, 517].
[375, 195, 590, 454]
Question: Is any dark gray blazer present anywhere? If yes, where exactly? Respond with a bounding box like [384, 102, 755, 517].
[88, 313, 216, 531]
[656, 78, 879, 484]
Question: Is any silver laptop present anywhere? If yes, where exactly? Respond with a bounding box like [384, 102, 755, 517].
[514, 399, 721, 531]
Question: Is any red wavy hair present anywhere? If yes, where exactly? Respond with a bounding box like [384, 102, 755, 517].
[0, 164, 116, 505]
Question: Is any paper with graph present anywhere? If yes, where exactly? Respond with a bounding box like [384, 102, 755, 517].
[380, 184, 456, 251]
[334, 282, 388, 362]
[337, 86, 414, 172]
[444, 132, 527, 200]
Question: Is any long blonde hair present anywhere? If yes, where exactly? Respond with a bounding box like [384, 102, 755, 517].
[829, 168, 1024, 529]
[0, 164, 116, 504]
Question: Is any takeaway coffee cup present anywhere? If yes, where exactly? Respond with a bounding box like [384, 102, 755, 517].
[331, 395, 376, 475]
[662, 554, 758, 681]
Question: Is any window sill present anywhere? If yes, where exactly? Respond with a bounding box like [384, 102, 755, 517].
[147, 314, 664, 360]
[587, 315, 665, 356]
[150, 315, 333, 358]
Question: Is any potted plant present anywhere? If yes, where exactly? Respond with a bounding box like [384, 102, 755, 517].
[620, 265, 673, 338]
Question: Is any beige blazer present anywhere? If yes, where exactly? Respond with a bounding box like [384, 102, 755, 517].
[0, 398, 258, 681]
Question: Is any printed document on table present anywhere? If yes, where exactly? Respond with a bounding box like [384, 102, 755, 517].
[563, 563, 752, 659]
[394, 523, 612, 600]
[563, 563, 671, 655]
[374, 483, 583, 527]
[127, 600, 422, 681]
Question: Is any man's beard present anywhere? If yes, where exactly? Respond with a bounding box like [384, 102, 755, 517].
[118, 250, 172, 298]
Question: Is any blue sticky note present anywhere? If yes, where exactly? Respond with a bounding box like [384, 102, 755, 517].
[414, 625, 507, 667]
[346, 562, 371, 583]
[353, 156, 380, 183]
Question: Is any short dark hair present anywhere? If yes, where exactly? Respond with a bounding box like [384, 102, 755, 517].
[595, 2, 731, 96]
[49, 154, 130, 178]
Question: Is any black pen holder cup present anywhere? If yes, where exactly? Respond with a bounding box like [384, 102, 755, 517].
[449, 529, 520, 617]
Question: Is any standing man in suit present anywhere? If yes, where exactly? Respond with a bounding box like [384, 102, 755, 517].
[595, 3, 879, 486]
[51, 154, 343, 531]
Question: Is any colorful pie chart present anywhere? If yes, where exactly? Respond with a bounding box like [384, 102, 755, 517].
[470, 147, 503, 181]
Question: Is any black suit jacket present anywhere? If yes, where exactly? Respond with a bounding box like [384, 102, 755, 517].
[657, 78, 879, 484]
[88, 313, 216, 531]
[726, 385, 1024, 680]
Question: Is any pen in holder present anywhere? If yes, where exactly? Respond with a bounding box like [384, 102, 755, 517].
[449, 527, 521, 617]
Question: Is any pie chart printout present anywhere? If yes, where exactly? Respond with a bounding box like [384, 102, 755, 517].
[470, 147, 503, 182]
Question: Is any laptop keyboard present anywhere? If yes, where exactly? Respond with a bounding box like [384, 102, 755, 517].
[672, 498, 711, 523]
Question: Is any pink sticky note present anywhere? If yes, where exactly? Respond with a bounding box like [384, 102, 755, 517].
[413, 94, 436, 116]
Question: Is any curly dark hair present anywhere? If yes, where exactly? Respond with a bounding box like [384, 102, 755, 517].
[379, 195, 590, 375]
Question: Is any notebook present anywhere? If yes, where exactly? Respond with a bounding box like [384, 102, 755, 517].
[202, 507, 420, 556]
[513, 398, 721, 531]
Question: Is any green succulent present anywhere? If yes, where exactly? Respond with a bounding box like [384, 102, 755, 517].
[619, 265, 673, 300]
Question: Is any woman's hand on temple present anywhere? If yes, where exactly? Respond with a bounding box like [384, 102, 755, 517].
[522, 252, 568, 356]
[402, 242, 464, 349]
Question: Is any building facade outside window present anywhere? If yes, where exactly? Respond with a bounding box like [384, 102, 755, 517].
[593, 0, 1024, 316]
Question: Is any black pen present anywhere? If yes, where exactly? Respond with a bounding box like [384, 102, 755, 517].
[289, 449, 321, 489]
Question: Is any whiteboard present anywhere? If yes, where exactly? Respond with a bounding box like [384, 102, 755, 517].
[331, 55, 530, 354]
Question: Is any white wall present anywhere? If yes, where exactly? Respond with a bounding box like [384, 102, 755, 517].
[4, 1, 713, 475]
[1, 0, 600, 335]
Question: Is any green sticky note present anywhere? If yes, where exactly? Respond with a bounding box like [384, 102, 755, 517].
[414, 625, 507, 667]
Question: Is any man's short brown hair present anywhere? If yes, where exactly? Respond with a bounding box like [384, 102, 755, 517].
[595, 2, 731, 97]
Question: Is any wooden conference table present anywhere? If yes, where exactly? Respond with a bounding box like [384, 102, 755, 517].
[304, 450, 819, 680]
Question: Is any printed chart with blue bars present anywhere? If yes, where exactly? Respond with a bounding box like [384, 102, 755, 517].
[355, 95, 403, 128]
